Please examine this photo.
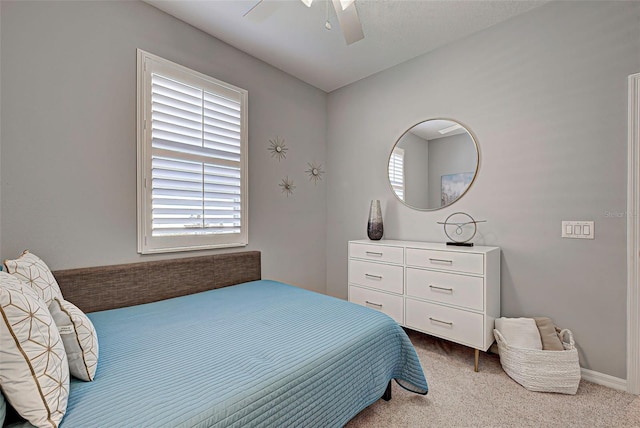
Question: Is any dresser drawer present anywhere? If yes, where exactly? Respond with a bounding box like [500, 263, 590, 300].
[405, 299, 484, 349]
[406, 248, 484, 275]
[349, 242, 404, 265]
[349, 285, 404, 324]
[406, 268, 484, 311]
[349, 259, 404, 294]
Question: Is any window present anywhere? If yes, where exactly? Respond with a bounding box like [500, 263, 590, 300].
[388, 148, 405, 201]
[137, 50, 248, 254]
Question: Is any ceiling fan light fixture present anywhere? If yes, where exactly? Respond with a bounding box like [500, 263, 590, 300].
[301, 0, 313, 7]
[439, 123, 463, 135]
[339, 0, 355, 10]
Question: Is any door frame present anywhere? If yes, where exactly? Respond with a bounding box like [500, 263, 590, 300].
[627, 72, 640, 394]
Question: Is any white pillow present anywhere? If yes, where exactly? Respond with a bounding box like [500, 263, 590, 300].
[4, 251, 63, 306]
[494, 317, 543, 350]
[49, 298, 99, 381]
[0, 272, 69, 427]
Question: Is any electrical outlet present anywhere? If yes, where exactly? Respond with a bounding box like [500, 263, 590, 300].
[562, 221, 594, 239]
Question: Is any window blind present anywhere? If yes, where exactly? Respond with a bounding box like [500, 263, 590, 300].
[150, 74, 242, 237]
[389, 148, 405, 201]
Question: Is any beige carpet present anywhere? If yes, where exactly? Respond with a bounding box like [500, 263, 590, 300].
[347, 329, 640, 427]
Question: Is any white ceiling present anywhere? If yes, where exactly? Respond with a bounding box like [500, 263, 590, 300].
[410, 119, 468, 141]
[146, 0, 548, 93]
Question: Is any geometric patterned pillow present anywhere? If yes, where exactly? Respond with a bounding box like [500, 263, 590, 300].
[4, 251, 64, 307]
[0, 390, 5, 427]
[0, 272, 69, 428]
[49, 298, 99, 381]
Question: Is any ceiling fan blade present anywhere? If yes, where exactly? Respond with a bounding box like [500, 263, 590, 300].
[243, 0, 282, 23]
[339, 0, 355, 10]
[331, 0, 364, 45]
[242, 0, 264, 17]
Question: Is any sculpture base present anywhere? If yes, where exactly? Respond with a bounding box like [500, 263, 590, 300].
[446, 242, 474, 247]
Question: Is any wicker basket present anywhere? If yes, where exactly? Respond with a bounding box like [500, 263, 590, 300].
[493, 328, 581, 395]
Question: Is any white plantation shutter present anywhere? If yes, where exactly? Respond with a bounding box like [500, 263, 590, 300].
[137, 50, 248, 253]
[389, 148, 405, 201]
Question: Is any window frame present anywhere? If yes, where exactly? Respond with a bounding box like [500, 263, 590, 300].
[388, 147, 405, 201]
[136, 49, 248, 254]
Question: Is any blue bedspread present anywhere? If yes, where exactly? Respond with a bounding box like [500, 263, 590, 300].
[57, 280, 427, 427]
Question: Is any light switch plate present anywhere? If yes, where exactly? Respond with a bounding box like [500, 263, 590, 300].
[562, 221, 594, 239]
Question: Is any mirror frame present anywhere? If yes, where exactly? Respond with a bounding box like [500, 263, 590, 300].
[387, 118, 480, 211]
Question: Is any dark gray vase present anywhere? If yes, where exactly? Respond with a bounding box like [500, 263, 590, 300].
[367, 199, 383, 240]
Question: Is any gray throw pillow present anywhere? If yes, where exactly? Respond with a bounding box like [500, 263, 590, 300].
[534, 317, 565, 351]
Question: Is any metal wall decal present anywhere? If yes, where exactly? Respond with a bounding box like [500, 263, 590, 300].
[279, 176, 295, 197]
[268, 136, 288, 161]
[305, 162, 325, 185]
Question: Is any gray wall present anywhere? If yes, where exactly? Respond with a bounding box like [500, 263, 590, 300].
[0, 1, 327, 293]
[428, 133, 477, 208]
[326, 1, 639, 378]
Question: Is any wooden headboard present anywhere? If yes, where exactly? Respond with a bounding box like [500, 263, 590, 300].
[52, 251, 261, 313]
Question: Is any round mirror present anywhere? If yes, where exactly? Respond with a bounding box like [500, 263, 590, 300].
[388, 119, 478, 210]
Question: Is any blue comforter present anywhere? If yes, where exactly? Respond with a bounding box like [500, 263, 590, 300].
[57, 280, 428, 427]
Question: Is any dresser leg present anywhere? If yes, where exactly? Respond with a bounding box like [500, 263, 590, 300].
[474, 349, 479, 372]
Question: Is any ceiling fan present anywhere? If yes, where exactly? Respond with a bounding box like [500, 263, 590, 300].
[244, 0, 364, 46]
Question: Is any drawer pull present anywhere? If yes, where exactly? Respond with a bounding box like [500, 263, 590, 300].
[429, 317, 453, 326]
[365, 300, 383, 308]
[366, 251, 383, 256]
[429, 258, 453, 265]
[429, 285, 453, 292]
[365, 273, 383, 280]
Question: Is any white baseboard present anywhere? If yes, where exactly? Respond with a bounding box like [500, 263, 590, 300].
[581, 368, 628, 392]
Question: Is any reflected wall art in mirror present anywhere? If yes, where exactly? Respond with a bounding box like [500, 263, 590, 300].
[388, 119, 479, 210]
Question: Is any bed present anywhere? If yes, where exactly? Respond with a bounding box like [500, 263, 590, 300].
[4, 251, 428, 427]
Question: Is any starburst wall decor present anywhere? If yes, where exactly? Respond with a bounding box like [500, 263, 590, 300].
[279, 176, 295, 197]
[268, 136, 325, 197]
[305, 162, 325, 185]
[268, 136, 288, 161]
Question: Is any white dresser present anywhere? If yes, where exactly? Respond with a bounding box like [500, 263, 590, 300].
[348, 239, 500, 371]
